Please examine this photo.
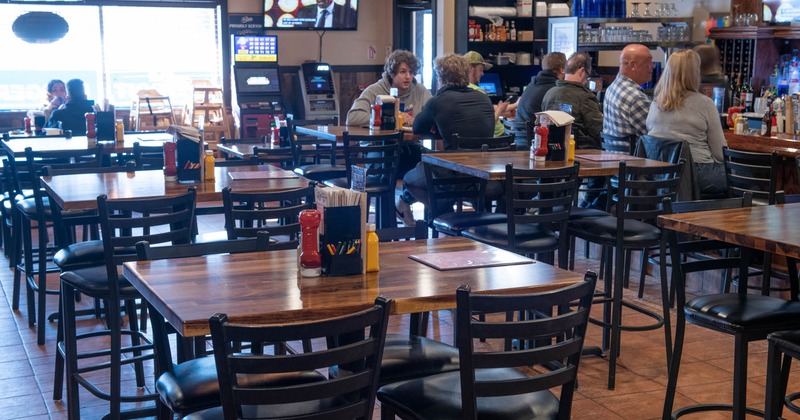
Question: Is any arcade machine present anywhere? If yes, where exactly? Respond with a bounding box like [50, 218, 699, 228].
[231, 34, 285, 138]
[295, 62, 340, 122]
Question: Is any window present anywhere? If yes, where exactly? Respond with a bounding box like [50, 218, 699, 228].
[0, 3, 221, 110]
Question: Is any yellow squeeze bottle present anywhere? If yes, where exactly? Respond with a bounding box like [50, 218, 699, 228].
[366, 223, 379, 272]
[203, 150, 215, 181]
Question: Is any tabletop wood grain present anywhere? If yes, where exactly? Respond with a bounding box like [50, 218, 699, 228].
[41, 165, 311, 211]
[725, 131, 800, 158]
[657, 203, 800, 259]
[1, 132, 174, 156]
[421, 149, 671, 179]
[122, 237, 585, 337]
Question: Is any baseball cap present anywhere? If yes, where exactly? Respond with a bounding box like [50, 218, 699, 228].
[464, 51, 492, 70]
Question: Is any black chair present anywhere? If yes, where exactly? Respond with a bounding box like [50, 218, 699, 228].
[222, 184, 315, 248]
[461, 163, 580, 268]
[251, 145, 295, 169]
[765, 330, 800, 419]
[323, 131, 403, 229]
[58, 189, 197, 419]
[600, 132, 637, 155]
[184, 297, 391, 419]
[377, 271, 598, 419]
[134, 232, 326, 419]
[662, 195, 800, 420]
[133, 141, 164, 169]
[568, 160, 683, 390]
[286, 115, 347, 182]
[451, 133, 515, 150]
[501, 118, 529, 148]
[422, 157, 506, 238]
[16, 146, 104, 345]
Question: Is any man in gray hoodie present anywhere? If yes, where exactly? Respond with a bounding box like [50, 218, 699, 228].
[346, 50, 431, 128]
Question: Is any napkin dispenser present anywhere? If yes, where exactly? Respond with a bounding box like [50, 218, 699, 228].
[534, 110, 574, 161]
[167, 126, 203, 182]
[95, 111, 115, 141]
[377, 95, 396, 131]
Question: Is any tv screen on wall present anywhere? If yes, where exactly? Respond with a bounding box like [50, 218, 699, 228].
[264, 0, 358, 30]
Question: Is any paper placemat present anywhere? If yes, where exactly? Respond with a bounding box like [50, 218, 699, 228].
[409, 249, 534, 271]
[228, 170, 299, 180]
[575, 153, 644, 162]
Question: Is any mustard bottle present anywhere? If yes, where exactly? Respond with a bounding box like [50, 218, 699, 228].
[203, 150, 215, 181]
[568, 134, 576, 161]
[366, 223, 379, 272]
[115, 119, 125, 142]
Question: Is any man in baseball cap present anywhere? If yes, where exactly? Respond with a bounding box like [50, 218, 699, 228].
[464, 50, 492, 71]
[465, 51, 515, 138]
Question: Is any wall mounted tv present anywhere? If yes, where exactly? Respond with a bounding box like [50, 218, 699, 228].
[264, 0, 358, 30]
[233, 35, 278, 63]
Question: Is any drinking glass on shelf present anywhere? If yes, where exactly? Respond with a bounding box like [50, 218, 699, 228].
[669, 3, 678, 17]
[629, 2, 640, 17]
[643, 2, 652, 17]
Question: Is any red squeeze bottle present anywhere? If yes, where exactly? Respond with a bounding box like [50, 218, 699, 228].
[85, 113, 96, 139]
[163, 141, 177, 179]
[534, 124, 549, 161]
[299, 209, 322, 277]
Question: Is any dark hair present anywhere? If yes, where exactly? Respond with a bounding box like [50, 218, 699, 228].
[542, 53, 567, 72]
[383, 50, 420, 85]
[47, 79, 64, 93]
[565, 52, 592, 75]
[65, 79, 87, 101]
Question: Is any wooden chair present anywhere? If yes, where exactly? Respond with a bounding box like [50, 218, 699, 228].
[567, 160, 684, 390]
[222, 184, 315, 248]
[662, 195, 800, 420]
[323, 131, 403, 229]
[461, 162, 580, 268]
[58, 189, 196, 419]
[377, 271, 598, 419]
[184, 297, 391, 419]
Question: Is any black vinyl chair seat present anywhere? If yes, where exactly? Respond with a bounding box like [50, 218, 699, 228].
[462, 223, 559, 254]
[568, 216, 662, 247]
[293, 164, 347, 181]
[53, 240, 106, 271]
[431, 211, 507, 236]
[378, 368, 559, 420]
[16, 196, 95, 219]
[185, 396, 359, 420]
[60, 265, 139, 297]
[568, 207, 610, 220]
[379, 333, 460, 386]
[685, 294, 800, 334]
[156, 356, 326, 414]
[324, 174, 394, 194]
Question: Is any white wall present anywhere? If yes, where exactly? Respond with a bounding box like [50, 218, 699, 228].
[228, 0, 394, 66]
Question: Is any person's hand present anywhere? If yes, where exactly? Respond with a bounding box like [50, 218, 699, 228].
[49, 96, 64, 111]
[401, 111, 415, 126]
[496, 100, 509, 116]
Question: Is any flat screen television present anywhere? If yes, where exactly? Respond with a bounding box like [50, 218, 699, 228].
[233, 35, 278, 63]
[264, 0, 358, 30]
[235, 67, 282, 94]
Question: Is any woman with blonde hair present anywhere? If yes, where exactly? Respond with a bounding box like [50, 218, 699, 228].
[646, 49, 728, 196]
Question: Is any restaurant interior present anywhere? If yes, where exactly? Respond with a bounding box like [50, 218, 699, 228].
[2, 0, 800, 419]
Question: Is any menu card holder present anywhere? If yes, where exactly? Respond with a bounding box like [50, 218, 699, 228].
[320, 206, 362, 276]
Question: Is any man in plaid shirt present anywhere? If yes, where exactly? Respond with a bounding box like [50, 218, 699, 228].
[603, 44, 655, 151]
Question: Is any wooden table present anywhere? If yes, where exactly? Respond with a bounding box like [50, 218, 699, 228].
[657, 203, 800, 258]
[1, 132, 174, 156]
[422, 149, 671, 179]
[41, 165, 311, 211]
[122, 236, 584, 338]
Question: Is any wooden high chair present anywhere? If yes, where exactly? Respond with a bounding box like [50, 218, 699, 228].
[184, 82, 231, 148]
[130, 89, 177, 131]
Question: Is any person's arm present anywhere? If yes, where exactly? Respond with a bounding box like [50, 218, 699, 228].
[346, 89, 378, 126]
[704, 98, 727, 162]
[583, 96, 605, 143]
[629, 95, 651, 136]
[412, 98, 437, 136]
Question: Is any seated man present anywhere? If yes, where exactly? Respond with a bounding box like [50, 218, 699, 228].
[517, 52, 566, 123]
[603, 44, 654, 150]
[397, 53, 495, 226]
[465, 51, 516, 137]
[46, 78, 94, 136]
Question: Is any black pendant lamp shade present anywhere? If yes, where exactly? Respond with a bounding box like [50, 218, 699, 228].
[13, 11, 69, 44]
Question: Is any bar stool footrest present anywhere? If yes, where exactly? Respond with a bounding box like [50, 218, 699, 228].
[672, 403, 763, 419]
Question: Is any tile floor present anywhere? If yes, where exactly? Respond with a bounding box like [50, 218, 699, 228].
[2, 215, 800, 419]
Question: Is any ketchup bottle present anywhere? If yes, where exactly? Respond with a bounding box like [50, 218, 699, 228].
[85, 113, 96, 139]
[299, 209, 322, 277]
[533, 124, 549, 162]
[24, 117, 32, 136]
[163, 141, 178, 180]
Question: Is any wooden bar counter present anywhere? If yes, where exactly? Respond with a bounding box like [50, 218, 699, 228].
[724, 131, 800, 194]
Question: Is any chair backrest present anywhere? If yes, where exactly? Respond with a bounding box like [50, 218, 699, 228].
[286, 115, 338, 167]
[634, 135, 697, 201]
[376, 223, 428, 242]
[341, 131, 403, 186]
[455, 271, 598, 419]
[722, 146, 779, 204]
[615, 160, 684, 225]
[252, 145, 295, 169]
[601, 132, 636, 155]
[135, 231, 271, 261]
[98, 188, 197, 302]
[504, 162, 581, 254]
[133, 141, 164, 169]
[501, 118, 528, 147]
[209, 296, 391, 420]
[663, 194, 756, 306]
[222, 184, 315, 247]
[422, 157, 488, 222]
[452, 133, 515, 150]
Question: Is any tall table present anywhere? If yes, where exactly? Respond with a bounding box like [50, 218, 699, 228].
[41, 165, 310, 211]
